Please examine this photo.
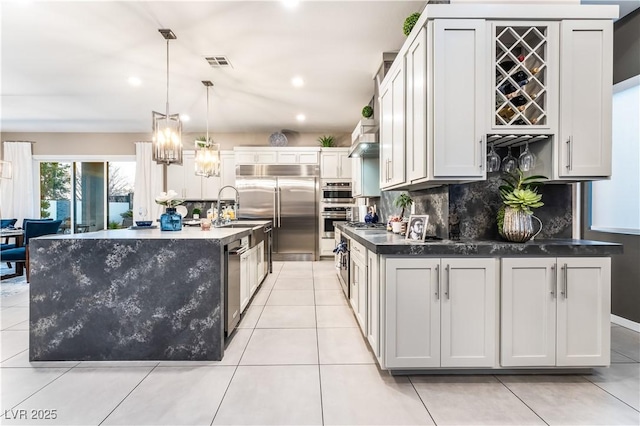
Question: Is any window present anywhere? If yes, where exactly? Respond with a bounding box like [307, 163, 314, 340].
[37, 157, 135, 233]
[590, 75, 640, 235]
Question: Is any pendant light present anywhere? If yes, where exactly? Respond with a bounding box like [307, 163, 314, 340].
[194, 80, 221, 177]
[152, 29, 183, 165]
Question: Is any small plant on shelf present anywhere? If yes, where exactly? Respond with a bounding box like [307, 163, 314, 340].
[195, 135, 212, 147]
[361, 105, 373, 119]
[393, 193, 414, 220]
[403, 12, 421, 36]
[497, 168, 547, 239]
[318, 135, 335, 147]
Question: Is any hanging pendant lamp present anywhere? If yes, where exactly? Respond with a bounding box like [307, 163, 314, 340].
[194, 81, 221, 178]
[152, 29, 183, 166]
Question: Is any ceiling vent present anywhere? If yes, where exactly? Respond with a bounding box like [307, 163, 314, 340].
[205, 56, 232, 68]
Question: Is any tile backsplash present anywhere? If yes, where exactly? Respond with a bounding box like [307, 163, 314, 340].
[376, 174, 572, 240]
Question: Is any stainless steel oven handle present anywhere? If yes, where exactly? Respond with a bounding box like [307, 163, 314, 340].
[273, 188, 277, 227]
[321, 213, 348, 218]
[278, 187, 282, 227]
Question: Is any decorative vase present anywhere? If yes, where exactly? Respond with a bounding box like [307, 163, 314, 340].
[391, 221, 406, 234]
[160, 207, 183, 231]
[502, 207, 543, 242]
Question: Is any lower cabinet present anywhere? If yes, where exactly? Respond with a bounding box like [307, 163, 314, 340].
[366, 250, 380, 362]
[350, 241, 367, 332]
[240, 244, 263, 313]
[385, 257, 497, 368]
[501, 257, 611, 367]
[240, 251, 250, 313]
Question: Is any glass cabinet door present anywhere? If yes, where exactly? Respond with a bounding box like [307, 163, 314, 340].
[492, 22, 558, 131]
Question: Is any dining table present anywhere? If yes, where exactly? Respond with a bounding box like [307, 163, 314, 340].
[1, 228, 25, 279]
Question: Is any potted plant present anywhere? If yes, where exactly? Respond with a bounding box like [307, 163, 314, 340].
[318, 135, 335, 147]
[192, 208, 201, 219]
[403, 12, 421, 36]
[362, 105, 373, 119]
[498, 169, 547, 242]
[195, 135, 212, 147]
[392, 193, 413, 233]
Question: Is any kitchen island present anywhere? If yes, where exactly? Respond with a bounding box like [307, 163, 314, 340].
[28, 221, 270, 362]
[335, 222, 622, 373]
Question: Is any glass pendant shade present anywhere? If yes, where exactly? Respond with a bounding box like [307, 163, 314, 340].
[152, 111, 183, 165]
[195, 141, 221, 177]
[194, 80, 220, 177]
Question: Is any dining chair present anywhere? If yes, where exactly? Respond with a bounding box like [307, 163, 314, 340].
[1, 220, 62, 282]
[1, 218, 19, 266]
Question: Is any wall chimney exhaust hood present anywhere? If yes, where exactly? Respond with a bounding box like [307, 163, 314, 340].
[348, 119, 378, 158]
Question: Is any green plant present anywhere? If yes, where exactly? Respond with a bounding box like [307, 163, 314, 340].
[393, 193, 414, 219]
[120, 209, 133, 218]
[499, 169, 547, 215]
[318, 135, 335, 147]
[403, 12, 421, 36]
[195, 135, 212, 147]
[192, 208, 201, 215]
[108, 221, 122, 229]
[362, 105, 373, 119]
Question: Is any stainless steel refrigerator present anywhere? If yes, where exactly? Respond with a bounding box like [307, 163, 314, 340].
[236, 164, 319, 261]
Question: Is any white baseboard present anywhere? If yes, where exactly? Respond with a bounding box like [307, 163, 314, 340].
[611, 314, 640, 333]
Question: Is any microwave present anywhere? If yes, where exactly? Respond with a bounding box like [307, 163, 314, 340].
[321, 182, 353, 204]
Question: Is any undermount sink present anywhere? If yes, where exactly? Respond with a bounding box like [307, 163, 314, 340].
[219, 223, 256, 229]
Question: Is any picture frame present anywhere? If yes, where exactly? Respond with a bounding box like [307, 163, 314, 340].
[405, 215, 429, 241]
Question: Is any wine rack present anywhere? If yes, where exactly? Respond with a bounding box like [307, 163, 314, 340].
[494, 25, 548, 127]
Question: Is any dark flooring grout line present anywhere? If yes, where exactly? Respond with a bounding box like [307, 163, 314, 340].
[581, 375, 640, 413]
[494, 375, 550, 426]
[4, 362, 76, 416]
[98, 364, 158, 426]
[312, 261, 326, 426]
[407, 376, 439, 426]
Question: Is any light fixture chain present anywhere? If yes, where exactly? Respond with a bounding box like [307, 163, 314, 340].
[166, 39, 170, 116]
[206, 85, 210, 144]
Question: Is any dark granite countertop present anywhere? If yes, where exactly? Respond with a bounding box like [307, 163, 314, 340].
[336, 223, 623, 257]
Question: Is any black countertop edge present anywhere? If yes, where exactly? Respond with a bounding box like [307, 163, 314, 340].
[336, 223, 623, 256]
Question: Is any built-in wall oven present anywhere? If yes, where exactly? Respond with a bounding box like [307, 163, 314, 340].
[320, 205, 350, 238]
[321, 182, 353, 204]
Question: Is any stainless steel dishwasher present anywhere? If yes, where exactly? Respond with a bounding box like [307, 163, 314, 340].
[225, 239, 248, 338]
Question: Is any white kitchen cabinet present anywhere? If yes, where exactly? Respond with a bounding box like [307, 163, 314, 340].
[218, 152, 236, 199]
[320, 148, 351, 179]
[350, 240, 367, 332]
[433, 19, 486, 179]
[352, 157, 380, 198]
[256, 240, 265, 284]
[405, 27, 428, 182]
[379, 62, 405, 188]
[501, 257, 611, 367]
[277, 150, 318, 165]
[558, 20, 612, 179]
[366, 250, 381, 362]
[240, 250, 250, 313]
[166, 150, 235, 200]
[235, 150, 277, 165]
[249, 245, 259, 296]
[385, 257, 497, 368]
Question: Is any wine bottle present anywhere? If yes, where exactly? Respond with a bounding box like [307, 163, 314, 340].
[498, 81, 517, 95]
[497, 105, 526, 121]
[510, 95, 528, 107]
[498, 60, 516, 72]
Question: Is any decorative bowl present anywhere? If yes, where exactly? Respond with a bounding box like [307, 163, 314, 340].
[135, 221, 153, 227]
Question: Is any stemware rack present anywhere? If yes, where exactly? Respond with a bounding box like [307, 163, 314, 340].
[494, 25, 548, 127]
[487, 134, 549, 149]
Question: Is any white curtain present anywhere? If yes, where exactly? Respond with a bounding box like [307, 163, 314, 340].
[133, 142, 164, 223]
[0, 142, 36, 225]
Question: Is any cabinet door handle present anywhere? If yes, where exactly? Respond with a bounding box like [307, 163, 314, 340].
[479, 139, 483, 169]
[566, 137, 572, 171]
[551, 263, 556, 298]
[435, 264, 440, 299]
[564, 263, 568, 298]
[445, 264, 450, 299]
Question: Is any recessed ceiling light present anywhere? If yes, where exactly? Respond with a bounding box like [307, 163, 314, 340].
[291, 76, 304, 88]
[296, 114, 306, 122]
[128, 76, 141, 86]
[282, 0, 299, 9]
[181, 114, 191, 122]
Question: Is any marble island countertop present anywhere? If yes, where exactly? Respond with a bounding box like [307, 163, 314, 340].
[336, 223, 623, 256]
[38, 220, 271, 246]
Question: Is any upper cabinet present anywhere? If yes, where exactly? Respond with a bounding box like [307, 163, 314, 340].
[379, 63, 406, 189]
[234, 147, 320, 166]
[166, 150, 234, 200]
[558, 20, 613, 179]
[376, 7, 614, 189]
[320, 148, 351, 179]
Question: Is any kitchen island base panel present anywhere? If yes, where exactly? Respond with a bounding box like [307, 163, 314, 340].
[29, 238, 224, 362]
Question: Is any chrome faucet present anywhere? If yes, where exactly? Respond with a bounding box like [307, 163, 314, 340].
[215, 185, 240, 227]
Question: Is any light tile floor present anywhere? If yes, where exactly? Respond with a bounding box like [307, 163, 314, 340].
[1, 260, 639, 425]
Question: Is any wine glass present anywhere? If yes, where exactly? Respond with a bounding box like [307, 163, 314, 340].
[137, 207, 148, 220]
[487, 143, 501, 173]
[502, 147, 517, 173]
[518, 141, 537, 172]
